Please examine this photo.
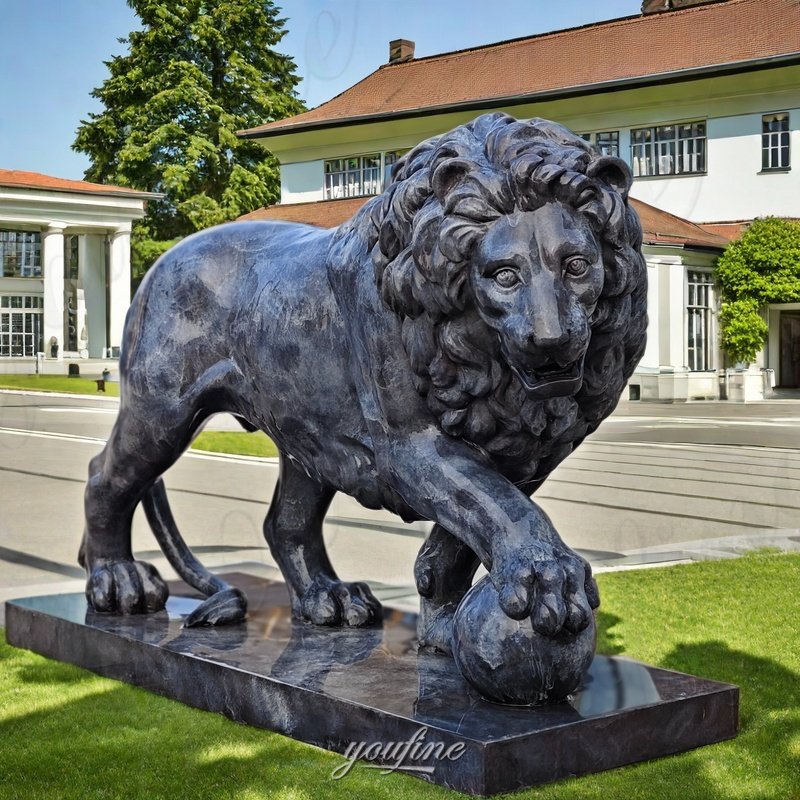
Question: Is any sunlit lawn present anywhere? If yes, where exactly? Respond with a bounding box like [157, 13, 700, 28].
[190, 431, 278, 458]
[0, 374, 119, 396]
[1, 552, 798, 800]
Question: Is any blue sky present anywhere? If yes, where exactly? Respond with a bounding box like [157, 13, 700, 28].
[0, 0, 642, 180]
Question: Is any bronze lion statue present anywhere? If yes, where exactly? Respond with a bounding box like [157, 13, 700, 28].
[81, 113, 646, 697]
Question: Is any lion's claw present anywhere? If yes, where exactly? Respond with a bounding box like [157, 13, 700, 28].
[497, 580, 534, 621]
[300, 576, 382, 627]
[494, 546, 597, 636]
[564, 599, 591, 635]
[584, 572, 601, 610]
[532, 587, 567, 636]
[86, 559, 168, 615]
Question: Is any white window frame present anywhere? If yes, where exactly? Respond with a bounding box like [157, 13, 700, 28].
[578, 131, 620, 157]
[383, 150, 406, 186]
[762, 112, 790, 171]
[686, 270, 715, 372]
[0, 229, 42, 278]
[324, 153, 381, 199]
[631, 121, 706, 177]
[324, 150, 410, 199]
[0, 294, 44, 358]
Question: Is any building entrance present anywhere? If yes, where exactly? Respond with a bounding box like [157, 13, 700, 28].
[779, 311, 800, 387]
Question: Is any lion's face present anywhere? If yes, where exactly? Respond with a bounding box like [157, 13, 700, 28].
[366, 112, 647, 468]
[469, 200, 604, 400]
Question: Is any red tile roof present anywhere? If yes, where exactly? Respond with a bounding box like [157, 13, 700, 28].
[241, 0, 800, 138]
[697, 221, 752, 240]
[237, 197, 368, 226]
[0, 169, 157, 199]
[633, 200, 729, 248]
[239, 196, 729, 250]
[698, 218, 800, 241]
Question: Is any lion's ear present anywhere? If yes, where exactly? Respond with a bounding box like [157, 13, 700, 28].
[431, 158, 474, 203]
[587, 156, 633, 200]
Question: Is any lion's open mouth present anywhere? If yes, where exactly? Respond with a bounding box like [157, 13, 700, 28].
[511, 358, 585, 399]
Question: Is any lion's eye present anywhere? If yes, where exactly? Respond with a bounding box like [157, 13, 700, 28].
[492, 268, 520, 288]
[565, 257, 591, 277]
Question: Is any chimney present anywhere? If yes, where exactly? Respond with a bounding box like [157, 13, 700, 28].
[388, 39, 415, 64]
[642, 0, 720, 12]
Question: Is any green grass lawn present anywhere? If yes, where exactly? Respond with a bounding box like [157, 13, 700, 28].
[1, 552, 798, 800]
[190, 431, 279, 458]
[0, 374, 120, 396]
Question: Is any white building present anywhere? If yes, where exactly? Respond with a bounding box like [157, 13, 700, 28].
[239, 0, 800, 400]
[0, 169, 154, 374]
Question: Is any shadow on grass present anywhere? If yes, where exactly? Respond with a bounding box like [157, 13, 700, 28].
[595, 611, 625, 656]
[0, 670, 438, 800]
[13, 659, 94, 686]
[2, 633, 798, 800]
[0, 628, 450, 800]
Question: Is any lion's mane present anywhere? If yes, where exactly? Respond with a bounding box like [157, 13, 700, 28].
[339, 113, 647, 485]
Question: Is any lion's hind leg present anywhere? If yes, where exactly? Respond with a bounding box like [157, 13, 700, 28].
[83, 359, 246, 617]
[415, 524, 480, 654]
[83, 405, 183, 615]
[264, 455, 382, 627]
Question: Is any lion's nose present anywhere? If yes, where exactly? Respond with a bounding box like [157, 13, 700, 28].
[527, 325, 587, 367]
[529, 321, 570, 352]
[530, 329, 569, 351]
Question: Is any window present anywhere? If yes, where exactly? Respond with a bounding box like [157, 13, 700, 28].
[0, 230, 41, 278]
[687, 271, 714, 371]
[631, 122, 706, 177]
[324, 153, 381, 199]
[384, 150, 405, 186]
[0, 295, 44, 357]
[762, 113, 790, 170]
[578, 131, 620, 157]
[324, 150, 410, 199]
[65, 234, 79, 280]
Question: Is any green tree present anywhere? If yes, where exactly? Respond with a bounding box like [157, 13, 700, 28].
[715, 217, 800, 363]
[73, 0, 304, 277]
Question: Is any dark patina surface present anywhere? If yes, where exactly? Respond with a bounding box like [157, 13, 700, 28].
[79, 113, 648, 702]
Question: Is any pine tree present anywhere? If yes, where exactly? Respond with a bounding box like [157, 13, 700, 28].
[74, 0, 305, 276]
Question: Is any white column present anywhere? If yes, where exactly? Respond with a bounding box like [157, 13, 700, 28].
[658, 259, 687, 370]
[108, 226, 132, 354]
[638, 259, 660, 371]
[80, 234, 107, 358]
[42, 223, 66, 359]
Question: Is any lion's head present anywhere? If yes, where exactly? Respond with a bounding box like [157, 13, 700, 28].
[346, 113, 647, 483]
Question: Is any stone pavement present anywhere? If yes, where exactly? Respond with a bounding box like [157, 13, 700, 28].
[2, 389, 799, 621]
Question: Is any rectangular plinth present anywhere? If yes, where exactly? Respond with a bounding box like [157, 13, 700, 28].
[6, 576, 738, 796]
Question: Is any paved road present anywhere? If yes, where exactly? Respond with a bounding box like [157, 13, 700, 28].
[1, 390, 799, 618]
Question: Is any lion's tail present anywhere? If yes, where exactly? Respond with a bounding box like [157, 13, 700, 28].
[141, 478, 247, 627]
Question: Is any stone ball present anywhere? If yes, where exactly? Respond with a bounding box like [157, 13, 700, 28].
[452, 575, 596, 705]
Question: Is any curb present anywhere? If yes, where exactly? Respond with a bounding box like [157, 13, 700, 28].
[0, 388, 120, 403]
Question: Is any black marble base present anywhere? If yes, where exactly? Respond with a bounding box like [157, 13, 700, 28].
[6, 575, 738, 796]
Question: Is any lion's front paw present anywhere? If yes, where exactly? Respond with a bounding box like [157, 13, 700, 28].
[494, 544, 599, 636]
[299, 576, 382, 627]
[86, 559, 168, 615]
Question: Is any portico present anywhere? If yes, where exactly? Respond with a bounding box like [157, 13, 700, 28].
[0, 169, 155, 374]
